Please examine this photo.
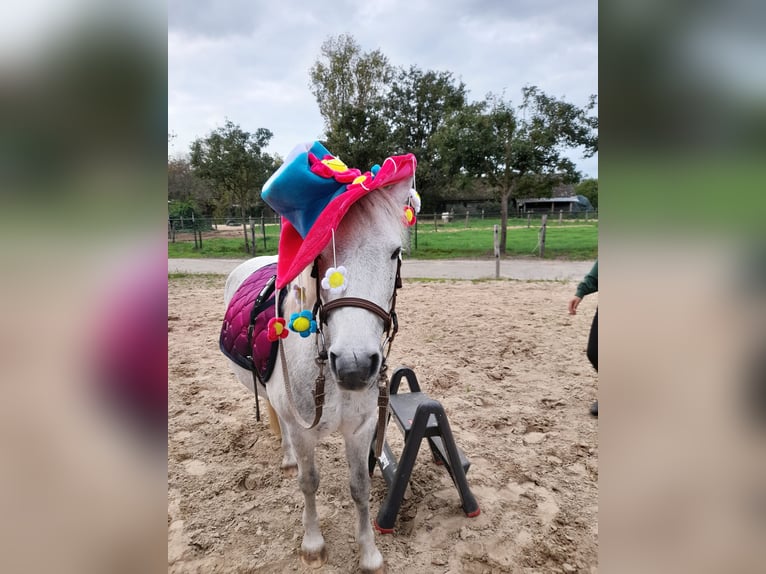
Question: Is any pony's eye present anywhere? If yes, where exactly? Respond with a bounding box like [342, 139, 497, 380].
[391, 247, 402, 260]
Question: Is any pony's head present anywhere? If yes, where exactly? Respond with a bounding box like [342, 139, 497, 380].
[316, 179, 411, 391]
[263, 143, 417, 391]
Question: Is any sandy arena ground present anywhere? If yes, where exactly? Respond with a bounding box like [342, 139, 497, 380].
[168, 274, 598, 573]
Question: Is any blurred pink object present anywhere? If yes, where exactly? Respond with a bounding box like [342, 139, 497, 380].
[92, 247, 167, 438]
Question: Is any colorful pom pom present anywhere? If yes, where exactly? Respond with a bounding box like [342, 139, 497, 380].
[267, 317, 289, 341]
[321, 266, 348, 293]
[403, 205, 417, 226]
[288, 310, 317, 338]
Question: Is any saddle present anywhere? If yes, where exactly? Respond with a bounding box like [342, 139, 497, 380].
[219, 263, 285, 387]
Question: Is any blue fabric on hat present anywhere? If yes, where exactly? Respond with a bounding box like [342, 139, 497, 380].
[262, 142, 349, 238]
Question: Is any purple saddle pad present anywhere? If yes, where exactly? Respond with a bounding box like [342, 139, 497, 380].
[219, 263, 282, 385]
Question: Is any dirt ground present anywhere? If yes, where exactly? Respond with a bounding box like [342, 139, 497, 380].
[168, 275, 598, 573]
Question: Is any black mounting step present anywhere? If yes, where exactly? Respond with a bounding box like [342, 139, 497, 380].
[371, 366, 480, 533]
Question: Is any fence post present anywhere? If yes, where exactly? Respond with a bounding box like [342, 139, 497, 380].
[465, 211, 470, 228]
[251, 222, 256, 256]
[539, 214, 548, 258]
[481, 209, 485, 220]
[559, 209, 563, 225]
[433, 212, 437, 231]
[414, 218, 418, 250]
[493, 224, 500, 279]
[527, 213, 531, 228]
[261, 214, 267, 250]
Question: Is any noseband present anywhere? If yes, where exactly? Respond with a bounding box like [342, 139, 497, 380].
[278, 257, 402, 458]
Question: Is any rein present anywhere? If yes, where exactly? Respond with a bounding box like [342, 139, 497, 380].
[278, 258, 402, 457]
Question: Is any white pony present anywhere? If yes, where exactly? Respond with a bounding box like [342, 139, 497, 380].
[224, 178, 412, 573]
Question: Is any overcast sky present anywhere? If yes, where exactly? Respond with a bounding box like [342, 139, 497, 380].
[169, 0, 598, 177]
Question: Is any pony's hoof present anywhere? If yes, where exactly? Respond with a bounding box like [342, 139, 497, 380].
[361, 563, 387, 574]
[281, 464, 298, 477]
[299, 546, 327, 569]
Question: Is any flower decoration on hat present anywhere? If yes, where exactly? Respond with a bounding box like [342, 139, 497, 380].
[308, 153, 361, 183]
[322, 266, 348, 293]
[348, 161, 383, 190]
[403, 205, 416, 226]
[288, 310, 317, 338]
[267, 317, 289, 341]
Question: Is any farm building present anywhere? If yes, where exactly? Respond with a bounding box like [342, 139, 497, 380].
[428, 179, 595, 217]
[517, 195, 594, 214]
[440, 179, 499, 214]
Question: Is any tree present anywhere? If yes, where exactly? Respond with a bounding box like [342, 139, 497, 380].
[309, 34, 393, 167]
[310, 37, 472, 210]
[385, 66, 468, 212]
[436, 87, 597, 253]
[189, 121, 279, 253]
[575, 178, 598, 210]
[167, 157, 216, 216]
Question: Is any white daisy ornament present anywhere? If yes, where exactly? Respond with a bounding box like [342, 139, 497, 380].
[322, 266, 348, 293]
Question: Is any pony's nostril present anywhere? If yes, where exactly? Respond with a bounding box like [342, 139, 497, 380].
[367, 353, 381, 378]
[329, 351, 338, 372]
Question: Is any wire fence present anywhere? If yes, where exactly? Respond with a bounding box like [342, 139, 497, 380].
[168, 209, 598, 233]
[168, 209, 598, 256]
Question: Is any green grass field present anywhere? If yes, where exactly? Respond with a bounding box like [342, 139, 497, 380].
[167, 218, 598, 260]
[167, 236, 280, 258]
[410, 220, 597, 259]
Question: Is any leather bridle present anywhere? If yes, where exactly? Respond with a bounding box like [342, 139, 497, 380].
[315, 256, 401, 355]
[278, 257, 402, 458]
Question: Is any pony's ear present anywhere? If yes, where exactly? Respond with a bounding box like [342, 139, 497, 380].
[385, 177, 414, 206]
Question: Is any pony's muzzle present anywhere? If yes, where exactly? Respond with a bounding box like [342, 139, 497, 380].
[329, 349, 381, 391]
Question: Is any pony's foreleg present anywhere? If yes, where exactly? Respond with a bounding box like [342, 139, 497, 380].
[293, 434, 326, 568]
[266, 401, 282, 440]
[344, 428, 385, 573]
[264, 389, 295, 475]
[277, 420, 298, 477]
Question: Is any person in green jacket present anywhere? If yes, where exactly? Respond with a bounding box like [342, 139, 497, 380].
[569, 260, 598, 416]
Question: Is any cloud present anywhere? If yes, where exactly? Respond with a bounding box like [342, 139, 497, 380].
[169, 0, 598, 175]
[168, 0, 259, 38]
